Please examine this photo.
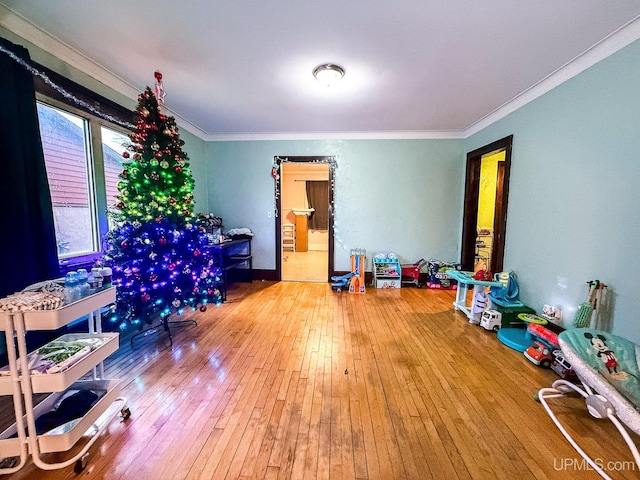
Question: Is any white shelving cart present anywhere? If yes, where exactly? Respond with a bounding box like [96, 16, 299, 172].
[0, 287, 130, 474]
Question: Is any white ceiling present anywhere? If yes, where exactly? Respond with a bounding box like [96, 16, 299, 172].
[1, 1, 640, 140]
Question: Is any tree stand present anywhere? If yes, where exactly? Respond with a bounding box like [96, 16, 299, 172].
[130, 315, 197, 347]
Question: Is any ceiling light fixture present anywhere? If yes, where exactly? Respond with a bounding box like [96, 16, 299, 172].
[313, 64, 345, 87]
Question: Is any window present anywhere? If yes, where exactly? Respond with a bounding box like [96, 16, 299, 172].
[102, 126, 130, 228]
[36, 101, 130, 265]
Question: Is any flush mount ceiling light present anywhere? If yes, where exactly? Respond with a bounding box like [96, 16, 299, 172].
[313, 64, 345, 87]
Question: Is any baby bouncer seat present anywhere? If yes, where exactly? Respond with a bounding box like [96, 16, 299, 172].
[537, 328, 640, 479]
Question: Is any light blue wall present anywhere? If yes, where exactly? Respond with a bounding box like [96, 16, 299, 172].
[466, 39, 640, 343]
[204, 139, 464, 271]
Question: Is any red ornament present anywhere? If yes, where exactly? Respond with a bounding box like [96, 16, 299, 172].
[168, 263, 176, 271]
[159, 237, 167, 245]
[122, 151, 130, 159]
[193, 249, 201, 257]
[155, 217, 163, 223]
[155, 151, 163, 158]
[121, 240, 129, 248]
[116, 202, 125, 209]
[141, 292, 151, 302]
[149, 274, 157, 281]
[169, 198, 176, 205]
[174, 166, 182, 173]
[199, 305, 207, 312]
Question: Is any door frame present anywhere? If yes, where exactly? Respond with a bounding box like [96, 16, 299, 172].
[460, 135, 513, 273]
[274, 156, 335, 281]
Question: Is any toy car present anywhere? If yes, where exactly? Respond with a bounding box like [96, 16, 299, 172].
[551, 350, 577, 380]
[524, 341, 556, 368]
[480, 309, 502, 331]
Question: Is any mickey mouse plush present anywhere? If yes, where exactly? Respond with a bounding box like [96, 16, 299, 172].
[584, 332, 628, 380]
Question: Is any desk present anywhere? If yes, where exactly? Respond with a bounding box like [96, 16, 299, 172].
[205, 239, 252, 300]
[445, 270, 503, 323]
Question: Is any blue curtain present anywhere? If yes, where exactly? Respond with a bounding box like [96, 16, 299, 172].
[0, 37, 59, 297]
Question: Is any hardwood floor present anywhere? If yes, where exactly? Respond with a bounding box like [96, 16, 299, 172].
[2, 281, 638, 479]
[282, 251, 328, 282]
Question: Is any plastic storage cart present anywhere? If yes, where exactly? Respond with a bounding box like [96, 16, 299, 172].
[0, 287, 130, 474]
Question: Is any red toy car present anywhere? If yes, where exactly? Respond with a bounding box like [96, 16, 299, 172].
[524, 341, 555, 368]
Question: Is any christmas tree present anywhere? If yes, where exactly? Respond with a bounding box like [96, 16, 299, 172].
[105, 78, 221, 330]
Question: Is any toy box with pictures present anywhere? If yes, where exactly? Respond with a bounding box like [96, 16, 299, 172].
[426, 259, 461, 289]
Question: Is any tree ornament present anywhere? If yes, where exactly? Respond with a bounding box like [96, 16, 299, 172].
[172, 299, 181, 308]
[151, 142, 160, 151]
[193, 248, 201, 257]
[150, 159, 159, 167]
[151, 172, 160, 181]
[160, 160, 169, 169]
[199, 305, 207, 312]
[122, 151, 130, 159]
[169, 198, 176, 205]
[168, 263, 176, 271]
[154, 70, 166, 106]
[141, 292, 151, 302]
[159, 237, 167, 245]
[121, 240, 129, 248]
[141, 108, 149, 117]
[174, 166, 182, 173]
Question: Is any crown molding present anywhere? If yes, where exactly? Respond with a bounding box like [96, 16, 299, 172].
[0, 4, 207, 138]
[202, 130, 466, 141]
[465, 14, 640, 137]
[3, 4, 639, 142]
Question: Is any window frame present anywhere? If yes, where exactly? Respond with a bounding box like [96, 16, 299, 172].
[33, 63, 134, 272]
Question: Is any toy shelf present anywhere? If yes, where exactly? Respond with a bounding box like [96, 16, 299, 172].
[372, 253, 402, 289]
[0, 286, 129, 474]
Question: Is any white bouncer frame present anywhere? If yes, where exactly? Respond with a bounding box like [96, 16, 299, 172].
[537, 336, 640, 480]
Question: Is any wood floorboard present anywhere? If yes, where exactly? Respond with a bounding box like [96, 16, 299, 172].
[1, 281, 639, 479]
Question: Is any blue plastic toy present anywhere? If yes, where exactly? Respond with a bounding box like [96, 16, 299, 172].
[331, 271, 357, 292]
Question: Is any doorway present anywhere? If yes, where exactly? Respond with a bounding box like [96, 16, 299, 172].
[275, 156, 335, 282]
[460, 136, 512, 274]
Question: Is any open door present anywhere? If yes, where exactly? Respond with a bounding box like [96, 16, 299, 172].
[274, 156, 335, 282]
[460, 135, 512, 274]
